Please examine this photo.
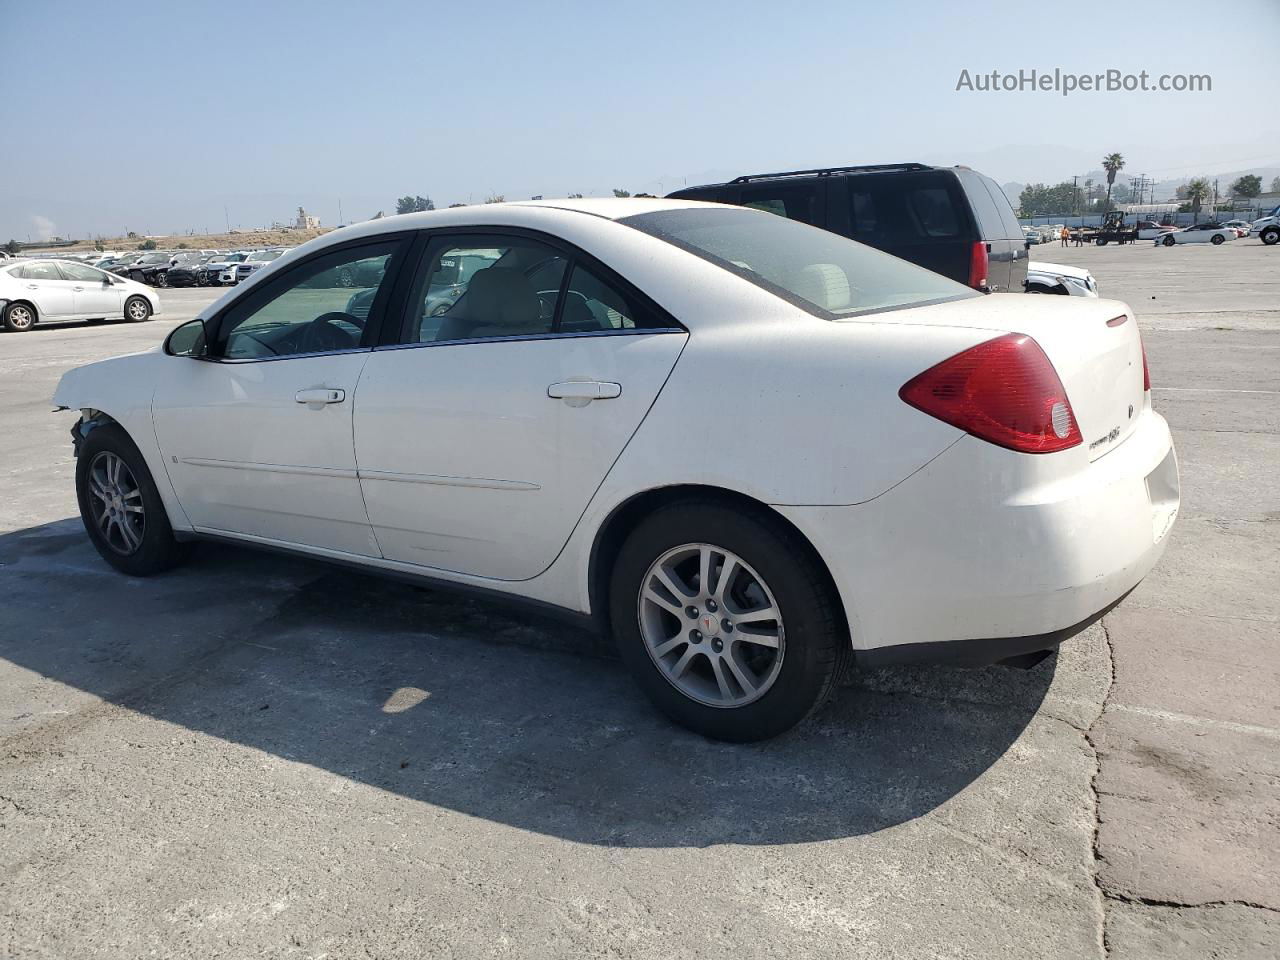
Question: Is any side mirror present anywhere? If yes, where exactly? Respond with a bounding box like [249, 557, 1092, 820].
[164, 318, 210, 358]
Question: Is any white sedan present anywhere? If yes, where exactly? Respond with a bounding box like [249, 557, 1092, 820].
[1, 258, 159, 332]
[1155, 223, 1237, 246]
[52, 199, 1179, 740]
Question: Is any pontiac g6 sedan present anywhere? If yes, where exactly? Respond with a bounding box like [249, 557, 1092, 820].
[53, 199, 1179, 741]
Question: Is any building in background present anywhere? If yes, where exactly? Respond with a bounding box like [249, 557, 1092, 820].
[295, 207, 320, 230]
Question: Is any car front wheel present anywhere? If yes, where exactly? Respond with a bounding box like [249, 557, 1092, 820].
[1211, 234, 1225, 245]
[124, 295, 152, 323]
[75, 423, 188, 575]
[610, 500, 849, 741]
[1162, 235, 1176, 247]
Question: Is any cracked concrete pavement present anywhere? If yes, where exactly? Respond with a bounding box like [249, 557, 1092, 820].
[1, 242, 1277, 958]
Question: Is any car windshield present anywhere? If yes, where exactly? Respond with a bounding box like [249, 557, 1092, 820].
[140, 253, 169, 263]
[255, 250, 283, 261]
[620, 207, 978, 318]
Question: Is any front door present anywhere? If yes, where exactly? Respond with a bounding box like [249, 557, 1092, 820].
[152, 238, 409, 555]
[354, 233, 687, 580]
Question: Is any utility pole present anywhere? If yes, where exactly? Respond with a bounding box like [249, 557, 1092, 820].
[1072, 175, 1080, 219]
[338, 198, 344, 225]
[224, 205, 230, 233]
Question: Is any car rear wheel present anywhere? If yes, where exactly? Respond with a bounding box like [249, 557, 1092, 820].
[1162, 235, 1176, 247]
[124, 295, 152, 323]
[1211, 234, 1225, 245]
[610, 500, 849, 741]
[1261, 226, 1280, 246]
[75, 423, 188, 576]
[2, 301, 36, 332]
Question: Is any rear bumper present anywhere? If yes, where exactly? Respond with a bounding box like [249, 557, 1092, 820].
[777, 407, 1178, 664]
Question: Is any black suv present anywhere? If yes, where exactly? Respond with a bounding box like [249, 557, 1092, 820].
[668, 163, 1028, 294]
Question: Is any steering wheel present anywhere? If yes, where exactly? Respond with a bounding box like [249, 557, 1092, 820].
[300, 312, 363, 353]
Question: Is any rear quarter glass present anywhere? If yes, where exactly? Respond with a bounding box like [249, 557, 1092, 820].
[957, 169, 1018, 242]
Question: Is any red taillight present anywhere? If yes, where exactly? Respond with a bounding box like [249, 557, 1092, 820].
[900, 333, 1083, 454]
[1140, 337, 1151, 391]
[967, 241, 989, 290]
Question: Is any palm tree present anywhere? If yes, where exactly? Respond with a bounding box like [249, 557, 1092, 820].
[1185, 178, 1210, 218]
[1101, 153, 1126, 215]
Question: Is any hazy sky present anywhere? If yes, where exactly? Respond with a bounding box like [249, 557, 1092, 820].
[2, 0, 1277, 241]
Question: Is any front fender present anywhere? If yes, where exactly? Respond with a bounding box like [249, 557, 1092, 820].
[53, 350, 192, 531]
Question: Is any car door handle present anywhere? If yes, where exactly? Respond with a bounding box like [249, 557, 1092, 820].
[547, 380, 622, 401]
[72, 286, 84, 292]
[26, 284, 38, 290]
[294, 388, 346, 405]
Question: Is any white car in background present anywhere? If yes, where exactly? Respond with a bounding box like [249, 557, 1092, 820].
[1155, 223, 1237, 246]
[1025, 261, 1099, 297]
[1, 258, 159, 332]
[1220, 220, 1251, 238]
[233, 248, 288, 283]
[51, 199, 1178, 740]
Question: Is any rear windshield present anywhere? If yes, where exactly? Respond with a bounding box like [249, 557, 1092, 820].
[620, 207, 978, 318]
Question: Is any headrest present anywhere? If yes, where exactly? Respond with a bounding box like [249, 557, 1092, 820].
[793, 263, 851, 311]
[466, 267, 539, 328]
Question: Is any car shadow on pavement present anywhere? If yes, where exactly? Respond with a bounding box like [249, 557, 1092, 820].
[0, 520, 1055, 848]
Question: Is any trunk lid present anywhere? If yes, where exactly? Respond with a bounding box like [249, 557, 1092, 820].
[843, 293, 1146, 460]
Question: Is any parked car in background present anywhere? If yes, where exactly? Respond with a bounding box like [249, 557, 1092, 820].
[110, 251, 174, 285]
[1220, 219, 1250, 238]
[208, 252, 250, 285]
[233, 248, 288, 283]
[1136, 220, 1176, 241]
[51, 199, 1177, 740]
[165, 253, 221, 287]
[1155, 223, 1237, 246]
[1025, 261, 1099, 296]
[1, 258, 159, 331]
[668, 162, 1030, 294]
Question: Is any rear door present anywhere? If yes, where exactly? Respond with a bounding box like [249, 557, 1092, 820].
[837, 171, 974, 284]
[19, 261, 78, 317]
[354, 230, 687, 580]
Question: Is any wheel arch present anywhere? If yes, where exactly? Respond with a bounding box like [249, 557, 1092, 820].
[586, 483, 850, 645]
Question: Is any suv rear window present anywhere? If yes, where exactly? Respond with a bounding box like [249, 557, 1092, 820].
[621, 207, 977, 318]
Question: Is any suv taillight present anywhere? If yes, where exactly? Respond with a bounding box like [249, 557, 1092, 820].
[1140, 336, 1151, 392]
[899, 333, 1082, 454]
[968, 241, 989, 290]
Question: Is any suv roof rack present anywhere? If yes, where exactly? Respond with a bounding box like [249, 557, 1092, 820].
[729, 162, 933, 184]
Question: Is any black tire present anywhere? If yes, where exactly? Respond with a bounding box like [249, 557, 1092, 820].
[154, 271, 168, 287]
[75, 423, 188, 576]
[2, 300, 36, 332]
[1096, 238, 1107, 246]
[1261, 226, 1280, 246]
[609, 500, 849, 742]
[1162, 235, 1176, 247]
[1210, 234, 1225, 246]
[123, 295, 152, 323]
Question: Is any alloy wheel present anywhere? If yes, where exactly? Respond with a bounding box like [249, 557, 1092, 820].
[6, 304, 33, 329]
[87, 451, 145, 555]
[127, 298, 149, 321]
[637, 543, 785, 708]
